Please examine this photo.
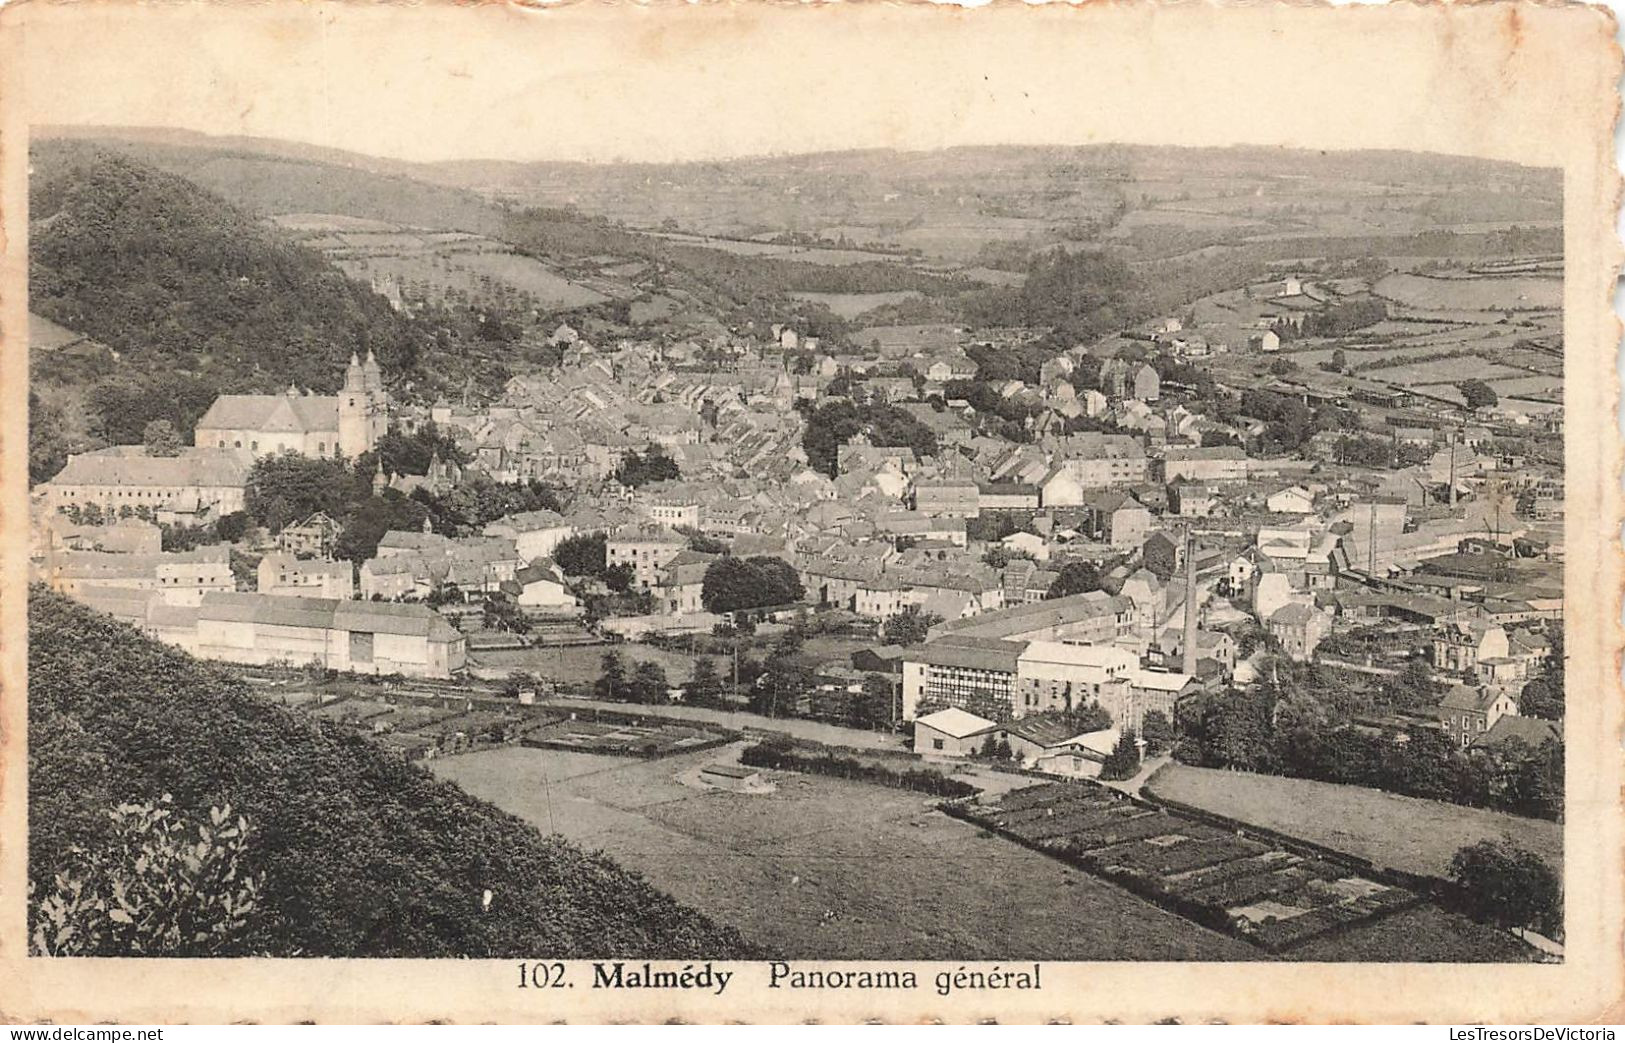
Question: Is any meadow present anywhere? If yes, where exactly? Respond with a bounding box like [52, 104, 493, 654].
[1143, 764, 1563, 879]
[432, 745, 1262, 960]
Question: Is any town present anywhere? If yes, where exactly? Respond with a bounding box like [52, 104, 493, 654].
[27, 135, 1564, 964]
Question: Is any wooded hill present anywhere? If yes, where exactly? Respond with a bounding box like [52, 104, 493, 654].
[28, 589, 759, 957]
[28, 145, 521, 447]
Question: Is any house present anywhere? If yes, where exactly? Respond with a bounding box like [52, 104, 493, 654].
[1005, 715, 1119, 777]
[978, 483, 1042, 512]
[42, 546, 235, 608]
[606, 526, 689, 589]
[505, 563, 579, 610]
[257, 553, 354, 600]
[1168, 483, 1217, 518]
[1015, 641, 1138, 717]
[912, 706, 1002, 757]
[483, 510, 575, 561]
[1159, 446, 1249, 484]
[1266, 602, 1332, 661]
[1472, 715, 1561, 751]
[1040, 450, 1149, 506]
[277, 512, 343, 558]
[1438, 685, 1519, 750]
[643, 495, 702, 530]
[1433, 621, 1510, 674]
[1076, 492, 1151, 550]
[653, 550, 718, 615]
[1266, 485, 1315, 514]
[913, 480, 981, 519]
[360, 533, 524, 600]
[1250, 330, 1281, 353]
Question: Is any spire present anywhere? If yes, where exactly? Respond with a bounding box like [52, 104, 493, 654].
[363, 349, 382, 390]
[344, 352, 365, 392]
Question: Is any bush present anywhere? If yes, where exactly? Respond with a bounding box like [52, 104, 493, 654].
[29, 588, 757, 957]
[31, 796, 264, 956]
[1449, 840, 1562, 939]
[739, 742, 976, 799]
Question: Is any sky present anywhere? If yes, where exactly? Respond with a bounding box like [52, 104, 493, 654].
[9, 1, 1612, 167]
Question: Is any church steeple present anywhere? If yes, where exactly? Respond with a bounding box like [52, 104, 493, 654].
[344, 352, 366, 392]
[363, 349, 383, 393]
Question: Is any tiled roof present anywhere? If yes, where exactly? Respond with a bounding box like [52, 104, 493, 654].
[198, 592, 461, 642]
[196, 394, 340, 433]
[914, 706, 1000, 739]
[50, 447, 253, 489]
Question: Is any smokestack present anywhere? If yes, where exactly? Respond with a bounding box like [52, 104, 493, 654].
[1182, 526, 1198, 677]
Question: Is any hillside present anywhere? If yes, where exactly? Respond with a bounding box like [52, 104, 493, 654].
[28, 145, 527, 444]
[27, 589, 759, 958]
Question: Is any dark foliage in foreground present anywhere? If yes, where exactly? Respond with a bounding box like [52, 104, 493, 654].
[28, 588, 758, 958]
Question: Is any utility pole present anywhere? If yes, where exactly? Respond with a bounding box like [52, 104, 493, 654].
[1182, 524, 1198, 677]
[1447, 428, 1458, 509]
[1367, 502, 1376, 576]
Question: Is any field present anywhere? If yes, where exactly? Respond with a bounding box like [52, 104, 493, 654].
[335, 247, 612, 311]
[1373, 272, 1562, 312]
[431, 744, 1261, 960]
[1143, 764, 1563, 880]
[269, 214, 617, 312]
[791, 290, 923, 319]
[647, 232, 907, 266]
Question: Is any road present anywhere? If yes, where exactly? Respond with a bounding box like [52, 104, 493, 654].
[543, 695, 911, 752]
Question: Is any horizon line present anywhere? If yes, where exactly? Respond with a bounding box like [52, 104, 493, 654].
[28, 123, 1564, 174]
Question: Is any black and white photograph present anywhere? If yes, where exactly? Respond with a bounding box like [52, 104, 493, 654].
[2, 0, 1619, 1027]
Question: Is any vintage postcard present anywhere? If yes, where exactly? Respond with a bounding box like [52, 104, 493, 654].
[0, 0, 1620, 1026]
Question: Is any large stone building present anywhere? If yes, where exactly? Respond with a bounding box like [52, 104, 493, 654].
[194, 352, 389, 459]
[40, 447, 253, 522]
[40, 546, 234, 607]
[188, 592, 465, 678]
[257, 553, 355, 600]
[901, 633, 1195, 732]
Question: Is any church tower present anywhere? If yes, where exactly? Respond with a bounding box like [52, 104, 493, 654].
[362, 349, 390, 448]
[338, 353, 370, 458]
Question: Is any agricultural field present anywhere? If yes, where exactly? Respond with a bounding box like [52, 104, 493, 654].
[1373, 272, 1562, 312]
[1142, 764, 1563, 880]
[335, 247, 613, 311]
[431, 744, 1262, 960]
[269, 214, 618, 312]
[791, 290, 924, 319]
[646, 231, 907, 266]
[957, 781, 1534, 959]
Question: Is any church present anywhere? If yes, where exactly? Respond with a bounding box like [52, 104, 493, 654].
[194, 352, 391, 459]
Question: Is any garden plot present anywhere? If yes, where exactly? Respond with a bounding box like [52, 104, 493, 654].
[954, 782, 1450, 955]
[521, 715, 728, 758]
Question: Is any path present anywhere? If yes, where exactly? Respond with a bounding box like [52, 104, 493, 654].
[1096, 752, 1172, 799]
[544, 695, 909, 752]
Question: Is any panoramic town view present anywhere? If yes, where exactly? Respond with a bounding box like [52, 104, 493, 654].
[27, 129, 1565, 963]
